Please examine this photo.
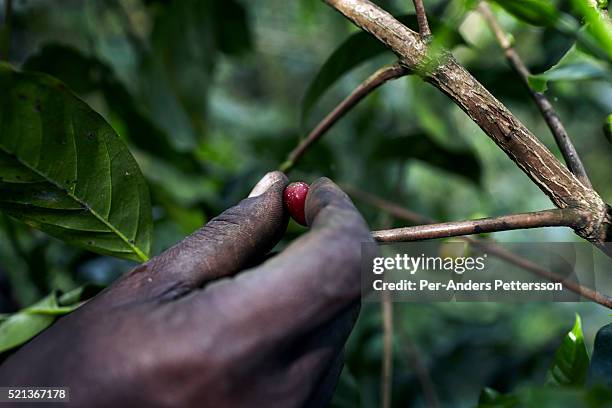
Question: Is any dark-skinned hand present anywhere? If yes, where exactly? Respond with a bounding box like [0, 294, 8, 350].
[0, 172, 373, 408]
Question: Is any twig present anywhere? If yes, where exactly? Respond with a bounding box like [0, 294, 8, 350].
[344, 185, 433, 224]
[280, 63, 408, 173]
[412, 0, 431, 38]
[381, 289, 393, 408]
[379, 163, 405, 408]
[345, 186, 612, 309]
[470, 239, 612, 309]
[372, 208, 584, 242]
[477, 2, 591, 188]
[1, 0, 12, 61]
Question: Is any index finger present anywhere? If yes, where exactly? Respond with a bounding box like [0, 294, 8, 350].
[98, 171, 289, 306]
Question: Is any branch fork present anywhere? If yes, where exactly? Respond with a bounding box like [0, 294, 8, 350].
[321, 0, 610, 244]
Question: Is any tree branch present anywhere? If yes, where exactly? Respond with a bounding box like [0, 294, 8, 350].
[344, 186, 612, 309]
[477, 2, 592, 188]
[372, 208, 584, 242]
[412, 0, 431, 38]
[322, 0, 610, 244]
[280, 63, 408, 173]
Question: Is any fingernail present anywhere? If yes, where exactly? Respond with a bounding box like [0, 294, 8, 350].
[248, 171, 286, 198]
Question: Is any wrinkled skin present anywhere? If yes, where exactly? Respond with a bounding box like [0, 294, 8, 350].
[0, 172, 373, 408]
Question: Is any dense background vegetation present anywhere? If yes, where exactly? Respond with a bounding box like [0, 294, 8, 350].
[0, 0, 611, 406]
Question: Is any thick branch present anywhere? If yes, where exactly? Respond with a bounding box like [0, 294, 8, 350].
[372, 208, 583, 242]
[478, 2, 591, 188]
[280, 63, 408, 172]
[323, 0, 609, 243]
[412, 0, 431, 38]
[346, 186, 612, 308]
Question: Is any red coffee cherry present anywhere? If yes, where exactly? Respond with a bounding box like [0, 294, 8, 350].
[283, 182, 309, 226]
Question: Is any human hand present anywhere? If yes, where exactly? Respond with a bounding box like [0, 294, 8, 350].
[0, 172, 373, 408]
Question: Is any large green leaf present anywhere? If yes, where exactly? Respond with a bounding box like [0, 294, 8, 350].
[301, 15, 466, 122]
[492, 0, 560, 27]
[546, 314, 589, 386]
[0, 64, 152, 261]
[371, 133, 482, 184]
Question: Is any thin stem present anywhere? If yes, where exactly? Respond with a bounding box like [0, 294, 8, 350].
[343, 185, 433, 225]
[478, 1, 591, 188]
[470, 239, 612, 309]
[379, 163, 404, 408]
[346, 186, 612, 309]
[280, 63, 408, 173]
[381, 289, 393, 408]
[412, 0, 431, 38]
[1, 0, 12, 61]
[372, 208, 583, 242]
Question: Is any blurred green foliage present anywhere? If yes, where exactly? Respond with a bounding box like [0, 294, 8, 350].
[0, 0, 611, 406]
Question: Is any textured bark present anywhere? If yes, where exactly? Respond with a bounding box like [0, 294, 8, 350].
[477, 1, 591, 188]
[323, 0, 610, 243]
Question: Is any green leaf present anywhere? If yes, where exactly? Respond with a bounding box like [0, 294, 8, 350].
[493, 0, 560, 27]
[546, 314, 589, 386]
[528, 46, 609, 92]
[0, 64, 152, 261]
[371, 133, 482, 184]
[0, 293, 58, 353]
[301, 15, 466, 122]
[0, 285, 98, 353]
